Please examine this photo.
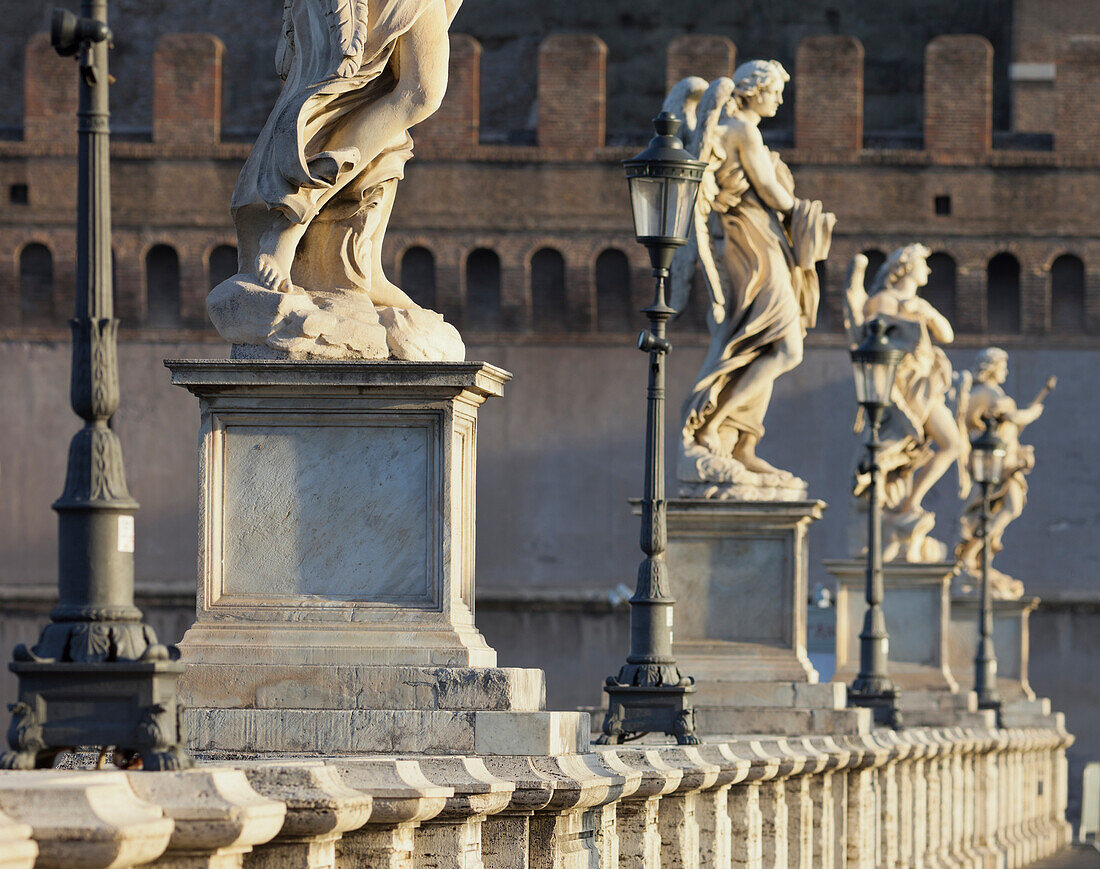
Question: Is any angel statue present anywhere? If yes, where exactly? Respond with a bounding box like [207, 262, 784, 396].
[206, 0, 465, 361]
[954, 348, 1055, 599]
[664, 62, 836, 500]
[842, 244, 966, 562]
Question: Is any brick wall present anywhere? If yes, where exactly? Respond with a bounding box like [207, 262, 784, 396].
[794, 35, 864, 155]
[537, 34, 606, 154]
[1055, 36, 1100, 155]
[24, 33, 76, 147]
[924, 36, 993, 162]
[415, 34, 481, 154]
[153, 34, 224, 146]
[665, 35, 736, 93]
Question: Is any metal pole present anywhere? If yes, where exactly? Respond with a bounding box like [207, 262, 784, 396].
[849, 409, 900, 727]
[974, 480, 1001, 722]
[599, 266, 697, 745]
[1, 0, 190, 771]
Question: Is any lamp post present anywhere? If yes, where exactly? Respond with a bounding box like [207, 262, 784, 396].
[0, 1, 190, 770]
[598, 112, 706, 745]
[847, 319, 904, 728]
[970, 418, 1006, 724]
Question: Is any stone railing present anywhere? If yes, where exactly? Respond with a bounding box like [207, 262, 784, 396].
[0, 724, 1072, 868]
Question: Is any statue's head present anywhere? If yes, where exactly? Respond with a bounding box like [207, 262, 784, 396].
[976, 346, 1008, 384]
[732, 60, 789, 117]
[872, 243, 932, 293]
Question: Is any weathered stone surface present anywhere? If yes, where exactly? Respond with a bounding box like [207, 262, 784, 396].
[0, 806, 36, 869]
[378, 306, 465, 362]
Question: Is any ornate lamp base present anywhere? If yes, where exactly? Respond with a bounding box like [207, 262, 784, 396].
[848, 684, 902, 729]
[1, 660, 192, 770]
[598, 681, 699, 745]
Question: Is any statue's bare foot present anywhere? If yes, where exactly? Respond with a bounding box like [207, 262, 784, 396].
[368, 274, 420, 309]
[255, 253, 293, 294]
[696, 429, 724, 456]
[732, 450, 788, 477]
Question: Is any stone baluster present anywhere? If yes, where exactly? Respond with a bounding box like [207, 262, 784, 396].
[1053, 726, 1074, 849]
[1025, 730, 1045, 863]
[974, 730, 1006, 867]
[528, 754, 629, 869]
[725, 740, 782, 869]
[867, 731, 908, 869]
[695, 742, 752, 869]
[803, 736, 854, 869]
[330, 759, 450, 869]
[412, 757, 515, 869]
[588, 749, 644, 868]
[126, 769, 287, 868]
[0, 771, 174, 868]
[0, 805, 36, 869]
[1003, 730, 1025, 867]
[943, 728, 969, 865]
[960, 729, 986, 866]
[479, 757, 558, 869]
[750, 739, 812, 869]
[650, 746, 722, 869]
[595, 747, 684, 866]
[234, 762, 372, 869]
[777, 739, 829, 869]
[839, 734, 892, 869]
[892, 732, 925, 867]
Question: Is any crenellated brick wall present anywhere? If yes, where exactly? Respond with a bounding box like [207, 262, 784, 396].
[5, 30, 1100, 339]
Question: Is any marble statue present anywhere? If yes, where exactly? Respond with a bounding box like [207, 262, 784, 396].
[666, 62, 836, 500]
[955, 348, 1055, 599]
[843, 245, 966, 562]
[206, 0, 465, 361]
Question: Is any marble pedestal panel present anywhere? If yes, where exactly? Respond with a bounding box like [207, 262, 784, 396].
[656, 500, 868, 735]
[948, 594, 1039, 702]
[166, 360, 586, 756]
[827, 559, 989, 726]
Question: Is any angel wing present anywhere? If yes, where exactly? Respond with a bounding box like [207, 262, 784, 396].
[662, 76, 709, 148]
[955, 369, 973, 497]
[331, 0, 371, 77]
[842, 254, 869, 348]
[275, 0, 295, 80]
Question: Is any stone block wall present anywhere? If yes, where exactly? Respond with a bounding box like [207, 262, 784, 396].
[152, 34, 224, 146]
[794, 35, 864, 154]
[536, 34, 607, 155]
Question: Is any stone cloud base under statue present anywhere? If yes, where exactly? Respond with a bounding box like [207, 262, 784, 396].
[165, 359, 586, 756]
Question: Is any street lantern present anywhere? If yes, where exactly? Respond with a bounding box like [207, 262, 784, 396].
[598, 113, 705, 745]
[623, 112, 707, 272]
[847, 318, 905, 728]
[970, 416, 1006, 722]
[0, 0, 190, 770]
[851, 318, 904, 425]
[970, 422, 1006, 486]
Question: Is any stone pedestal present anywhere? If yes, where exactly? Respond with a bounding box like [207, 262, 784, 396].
[166, 359, 587, 756]
[948, 595, 1039, 702]
[828, 559, 986, 725]
[655, 500, 868, 734]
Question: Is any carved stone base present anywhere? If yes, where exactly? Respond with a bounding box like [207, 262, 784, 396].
[1, 660, 191, 770]
[947, 594, 1039, 701]
[598, 683, 698, 745]
[828, 559, 960, 695]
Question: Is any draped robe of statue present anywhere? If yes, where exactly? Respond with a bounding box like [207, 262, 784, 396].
[680, 148, 833, 475]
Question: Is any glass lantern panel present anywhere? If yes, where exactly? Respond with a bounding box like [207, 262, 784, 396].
[663, 177, 699, 241]
[853, 357, 896, 405]
[971, 449, 989, 484]
[629, 177, 665, 239]
[972, 445, 1005, 484]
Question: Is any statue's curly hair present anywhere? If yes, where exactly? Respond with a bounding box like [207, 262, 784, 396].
[872, 243, 931, 292]
[732, 60, 790, 107]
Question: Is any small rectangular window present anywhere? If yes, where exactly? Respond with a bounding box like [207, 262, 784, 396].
[934, 195, 951, 216]
[10, 184, 28, 205]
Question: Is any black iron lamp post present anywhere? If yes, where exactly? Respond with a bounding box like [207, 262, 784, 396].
[599, 112, 706, 745]
[970, 418, 1006, 724]
[847, 319, 905, 728]
[0, 1, 190, 770]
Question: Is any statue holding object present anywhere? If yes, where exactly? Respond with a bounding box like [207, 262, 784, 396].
[955, 348, 1055, 599]
[843, 244, 967, 562]
[664, 63, 836, 500]
[207, 0, 465, 361]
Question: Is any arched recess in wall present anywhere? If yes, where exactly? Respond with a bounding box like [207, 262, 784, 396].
[595, 248, 633, 332]
[19, 243, 54, 324]
[531, 247, 567, 332]
[401, 246, 436, 309]
[1050, 254, 1085, 334]
[924, 252, 957, 325]
[861, 249, 886, 293]
[145, 244, 181, 327]
[986, 252, 1021, 333]
[209, 245, 238, 289]
[465, 248, 502, 331]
